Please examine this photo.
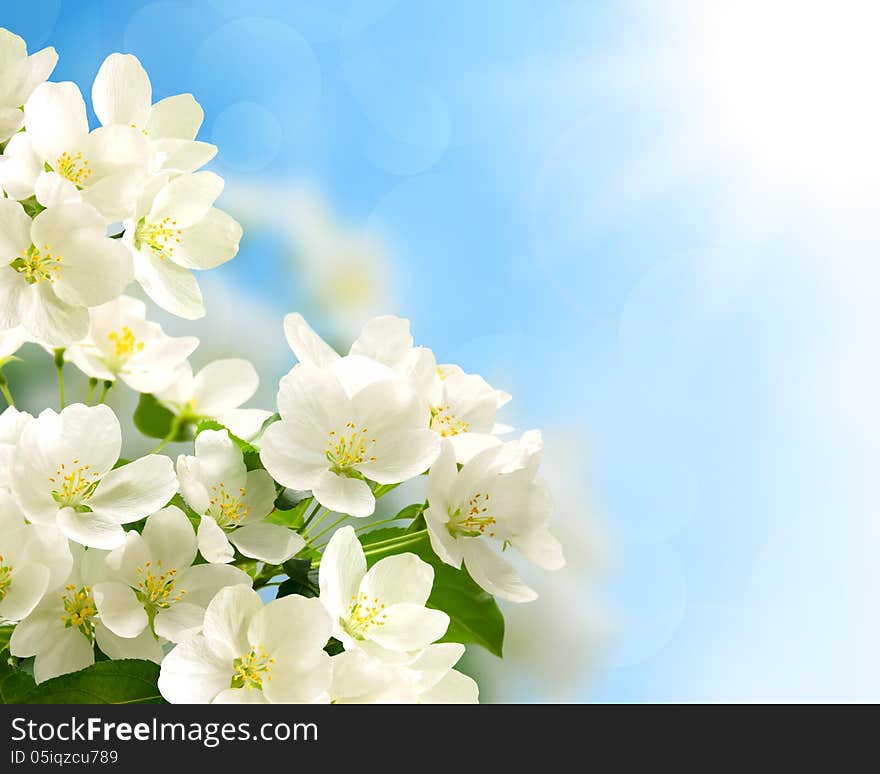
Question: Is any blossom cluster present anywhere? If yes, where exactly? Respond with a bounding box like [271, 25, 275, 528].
[0, 29, 564, 704]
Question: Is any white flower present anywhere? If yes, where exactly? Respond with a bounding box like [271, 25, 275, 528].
[94, 505, 251, 647]
[0, 198, 134, 345]
[0, 405, 32, 489]
[424, 434, 564, 603]
[177, 429, 304, 564]
[319, 526, 448, 656]
[0, 491, 72, 623]
[0, 327, 26, 365]
[65, 295, 198, 393]
[9, 544, 160, 683]
[329, 644, 478, 704]
[2, 81, 149, 221]
[284, 311, 435, 388]
[0, 28, 57, 142]
[92, 53, 216, 174]
[157, 584, 332, 704]
[284, 313, 511, 462]
[261, 359, 440, 518]
[154, 358, 271, 441]
[425, 362, 513, 463]
[11, 403, 178, 549]
[125, 172, 242, 319]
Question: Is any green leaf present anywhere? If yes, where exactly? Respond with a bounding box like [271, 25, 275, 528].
[372, 482, 401, 499]
[0, 625, 12, 654]
[361, 528, 505, 657]
[3, 659, 165, 704]
[276, 558, 318, 598]
[134, 393, 191, 442]
[266, 497, 311, 528]
[0, 659, 36, 704]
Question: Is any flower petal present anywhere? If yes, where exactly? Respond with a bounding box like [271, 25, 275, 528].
[229, 523, 305, 564]
[176, 207, 241, 269]
[193, 359, 259, 416]
[154, 601, 209, 643]
[95, 623, 163, 664]
[92, 581, 148, 638]
[312, 469, 375, 518]
[0, 562, 49, 621]
[134, 248, 205, 319]
[319, 526, 366, 619]
[147, 171, 223, 228]
[202, 584, 262, 661]
[24, 81, 88, 162]
[33, 626, 94, 684]
[361, 552, 435, 607]
[141, 504, 197, 570]
[88, 455, 178, 524]
[91, 53, 152, 128]
[147, 94, 203, 140]
[197, 515, 235, 564]
[158, 634, 231, 703]
[461, 538, 537, 603]
[56, 507, 126, 549]
[283, 312, 340, 368]
[368, 604, 449, 653]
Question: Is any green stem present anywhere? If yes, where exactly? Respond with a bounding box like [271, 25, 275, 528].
[150, 414, 183, 454]
[299, 500, 322, 532]
[354, 515, 411, 534]
[0, 371, 14, 407]
[361, 529, 428, 556]
[53, 348, 65, 408]
[303, 508, 332, 538]
[85, 377, 97, 405]
[98, 380, 114, 404]
[307, 514, 349, 545]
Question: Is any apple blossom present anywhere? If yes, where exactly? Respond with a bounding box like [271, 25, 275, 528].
[153, 359, 272, 442]
[177, 429, 304, 564]
[284, 312, 512, 462]
[9, 544, 161, 682]
[157, 585, 332, 704]
[0, 28, 57, 142]
[11, 403, 178, 549]
[95, 505, 251, 647]
[261, 359, 440, 518]
[65, 295, 198, 393]
[329, 644, 478, 704]
[0, 491, 72, 623]
[91, 52, 216, 174]
[319, 526, 448, 656]
[124, 171, 242, 319]
[0, 198, 134, 345]
[10, 81, 149, 221]
[424, 435, 564, 603]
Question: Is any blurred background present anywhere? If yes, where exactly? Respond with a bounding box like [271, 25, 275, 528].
[5, 0, 880, 701]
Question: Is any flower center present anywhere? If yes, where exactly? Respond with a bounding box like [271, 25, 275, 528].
[0, 555, 13, 601]
[10, 244, 62, 285]
[208, 483, 249, 529]
[107, 326, 144, 363]
[436, 365, 456, 381]
[430, 403, 470, 437]
[343, 591, 387, 640]
[134, 216, 182, 261]
[60, 584, 97, 638]
[325, 421, 377, 475]
[49, 460, 101, 508]
[448, 492, 497, 538]
[231, 645, 275, 691]
[135, 560, 186, 609]
[56, 151, 91, 186]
